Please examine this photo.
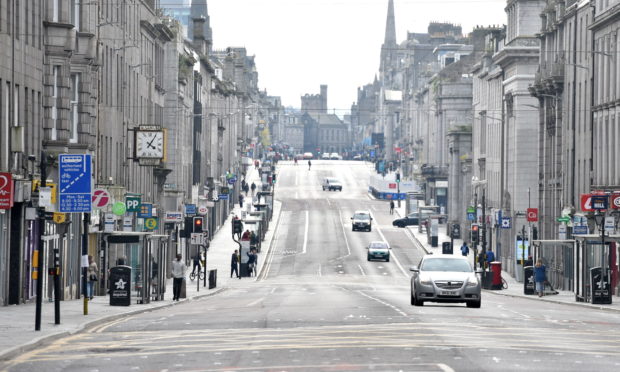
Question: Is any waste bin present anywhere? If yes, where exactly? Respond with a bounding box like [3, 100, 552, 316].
[441, 242, 453, 255]
[591, 266, 612, 304]
[109, 265, 131, 306]
[208, 269, 217, 289]
[523, 266, 535, 295]
[490, 261, 502, 290]
[481, 271, 493, 289]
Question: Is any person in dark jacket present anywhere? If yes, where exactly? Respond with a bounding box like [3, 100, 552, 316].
[247, 249, 258, 277]
[460, 242, 469, 257]
[534, 258, 547, 297]
[231, 250, 240, 279]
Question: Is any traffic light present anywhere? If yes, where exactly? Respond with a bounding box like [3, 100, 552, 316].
[193, 217, 204, 233]
[232, 218, 243, 235]
[471, 224, 480, 245]
[396, 173, 401, 183]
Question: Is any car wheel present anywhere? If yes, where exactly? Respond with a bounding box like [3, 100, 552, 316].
[466, 299, 481, 308]
[397, 222, 404, 228]
[413, 294, 424, 307]
[352, 227, 356, 232]
[322, 186, 325, 191]
[367, 255, 371, 261]
[410, 292, 415, 305]
[386, 256, 390, 262]
[368, 227, 372, 232]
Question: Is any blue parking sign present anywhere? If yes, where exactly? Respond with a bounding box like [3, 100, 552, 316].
[59, 154, 92, 213]
[467, 212, 475, 221]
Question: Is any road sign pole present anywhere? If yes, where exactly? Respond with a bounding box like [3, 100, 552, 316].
[35, 151, 46, 331]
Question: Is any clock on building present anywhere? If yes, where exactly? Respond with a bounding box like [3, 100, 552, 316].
[135, 130, 165, 159]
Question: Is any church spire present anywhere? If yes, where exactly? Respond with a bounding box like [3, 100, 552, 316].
[384, 0, 396, 46]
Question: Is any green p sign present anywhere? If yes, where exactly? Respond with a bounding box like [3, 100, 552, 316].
[126, 196, 141, 212]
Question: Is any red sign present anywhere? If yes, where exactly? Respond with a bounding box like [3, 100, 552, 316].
[580, 194, 594, 212]
[612, 192, 620, 210]
[92, 188, 111, 209]
[0, 172, 14, 209]
[394, 147, 402, 153]
[388, 183, 397, 189]
[526, 208, 538, 222]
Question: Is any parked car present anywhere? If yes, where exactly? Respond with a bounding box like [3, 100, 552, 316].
[410, 255, 481, 308]
[392, 210, 435, 227]
[303, 152, 314, 160]
[367, 241, 390, 262]
[321, 153, 330, 160]
[351, 211, 372, 231]
[322, 177, 343, 191]
[353, 154, 362, 160]
[330, 152, 340, 160]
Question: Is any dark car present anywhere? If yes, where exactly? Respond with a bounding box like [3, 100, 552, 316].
[367, 241, 390, 262]
[392, 211, 434, 227]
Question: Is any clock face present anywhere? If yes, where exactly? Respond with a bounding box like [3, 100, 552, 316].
[136, 131, 164, 158]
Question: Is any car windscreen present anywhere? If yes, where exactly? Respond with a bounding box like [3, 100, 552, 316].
[327, 178, 339, 183]
[353, 214, 370, 220]
[420, 258, 472, 272]
[369, 242, 387, 249]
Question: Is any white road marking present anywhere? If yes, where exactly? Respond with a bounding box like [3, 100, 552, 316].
[336, 209, 352, 257]
[247, 298, 264, 307]
[437, 364, 456, 372]
[492, 357, 500, 363]
[370, 212, 408, 277]
[358, 264, 366, 276]
[302, 210, 309, 254]
[318, 264, 322, 276]
[356, 290, 407, 316]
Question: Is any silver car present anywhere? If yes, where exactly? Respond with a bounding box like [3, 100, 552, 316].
[367, 241, 390, 262]
[410, 255, 481, 308]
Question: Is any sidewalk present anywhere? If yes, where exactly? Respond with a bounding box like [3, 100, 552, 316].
[0, 165, 282, 362]
[393, 204, 620, 313]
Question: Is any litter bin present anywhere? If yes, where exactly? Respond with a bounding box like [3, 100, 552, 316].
[490, 261, 502, 290]
[208, 269, 217, 289]
[441, 242, 453, 255]
[481, 271, 493, 289]
[591, 266, 612, 304]
[109, 265, 131, 306]
[523, 266, 535, 295]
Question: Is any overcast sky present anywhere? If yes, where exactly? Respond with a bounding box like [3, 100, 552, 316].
[207, 0, 507, 115]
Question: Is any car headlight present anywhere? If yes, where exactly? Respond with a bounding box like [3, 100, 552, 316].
[419, 276, 432, 285]
[466, 277, 479, 287]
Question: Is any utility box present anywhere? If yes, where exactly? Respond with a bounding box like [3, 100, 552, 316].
[523, 266, 535, 295]
[591, 266, 612, 304]
[109, 265, 131, 306]
[441, 242, 453, 255]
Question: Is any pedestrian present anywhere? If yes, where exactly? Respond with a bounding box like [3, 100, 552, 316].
[486, 247, 495, 265]
[231, 249, 240, 279]
[190, 252, 201, 276]
[247, 249, 257, 277]
[250, 230, 258, 250]
[239, 194, 244, 208]
[389, 200, 395, 215]
[241, 229, 251, 241]
[460, 242, 469, 257]
[308, 160, 312, 170]
[171, 254, 186, 301]
[87, 255, 99, 300]
[255, 160, 260, 169]
[478, 251, 486, 270]
[251, 182, 256, 195]
[534, 258, 547, 297]
[257, 192, 262, 203]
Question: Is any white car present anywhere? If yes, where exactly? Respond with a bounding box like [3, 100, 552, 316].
[330, 153, 340, 160]
[303, 152, 314, 160]
[351, 210, 372, 231]
[321, 153, 331, 160]
[322, 177, 343, 191]
[367, 241, 390, 262]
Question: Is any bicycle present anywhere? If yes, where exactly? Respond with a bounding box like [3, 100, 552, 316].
[501, 277, 508, 289]
[189, 270, 205, 281]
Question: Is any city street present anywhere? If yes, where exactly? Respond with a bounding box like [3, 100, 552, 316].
[3, 161, 620, 372]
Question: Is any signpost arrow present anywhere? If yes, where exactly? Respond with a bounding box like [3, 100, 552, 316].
[556, 216, 570, 223]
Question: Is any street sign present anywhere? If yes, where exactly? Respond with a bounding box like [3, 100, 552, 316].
[501, 217, 511, 229]
[558, 224, 567, 240]
[467, 212, 475, 221]
[190, 233, 204, 245]
[144, 217, 158, 230]
[123, 216, 133, 232]
[52, 213, 66, 224]
[220, 186, 230, 195]
[125, 196, 141, 212]
[218, 194, 229, 200]
[526, 208, 538, 222]
[556, 216, 570, 223]
[112, 202, 126, 216]
[92, 188, 111, 209]
[197, 205, 208, 215]
[573, 225, 589, 235]
[104, 213, 115, 232]
[185, 204, 197, 216]
[0, 172, 14, 209]
[137, 203, 152, 218]
[58, 154, 92, 213]
[580, 194, 594, 212]
[605, 217, 615, 233]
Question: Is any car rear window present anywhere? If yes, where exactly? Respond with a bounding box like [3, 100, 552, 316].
[354, 213, 370, 220]
[369, 242, 387, 249]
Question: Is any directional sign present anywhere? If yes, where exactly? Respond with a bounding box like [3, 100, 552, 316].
[218, 194, 229, 200]
[526, 208, 538, 222]
[501, 217, 511, 229]
[92, 188, 111, 209]
[125, 196, 141, 212]
[185, 204, 197, 216]
[466, 206, 476, 214]
[556, 216, 571, 223]
[59, 154, 92, 213]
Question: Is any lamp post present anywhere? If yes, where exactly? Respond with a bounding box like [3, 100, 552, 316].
[594, 210, 606, 296]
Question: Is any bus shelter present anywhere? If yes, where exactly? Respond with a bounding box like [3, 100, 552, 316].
[98, 231, 170, 305]
[572, 234, 619, 303]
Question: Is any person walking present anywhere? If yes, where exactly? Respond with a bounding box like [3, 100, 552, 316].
[251, 182, 256, 195]
[460, 242, 469, 257]
[239, 194, 245, 208]
[247, 249, 257, 277]
[171, 254, 187, 301]
[486, 247, 495, 265]
[231, 249, 240, 279]
[190, 252, 201, 277]
[389, 200, 395, 215]
[534, 258, 547, 297]
[87, 255, 99, 300]
[308, 160, 312, 170]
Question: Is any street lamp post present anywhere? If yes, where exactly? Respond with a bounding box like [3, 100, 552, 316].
[594, 211, 606, 297]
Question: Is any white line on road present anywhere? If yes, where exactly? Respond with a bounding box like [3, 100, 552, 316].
[246, 298, 264, 307]
[318, 264, 322, 276]
[356, 290, 407, 316]
[358, 264, 366, 276]
[437, 364, 456, 372]
[370, 211, 408, 278]
[338, 209, 352, 257]
[302, 210, 309, 254]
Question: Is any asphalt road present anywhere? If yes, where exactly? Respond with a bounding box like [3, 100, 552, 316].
[3, 160, 620, 372]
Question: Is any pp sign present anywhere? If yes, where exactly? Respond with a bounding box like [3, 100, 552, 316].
[125, 196, 141, 212]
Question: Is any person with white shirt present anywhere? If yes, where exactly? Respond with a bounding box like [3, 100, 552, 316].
[171, 254, 187, 301]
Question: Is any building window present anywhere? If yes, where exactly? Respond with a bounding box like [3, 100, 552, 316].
[51, 66, 60, 140]
[70, 73, 80, 143]
[52, 0, 59, 22]
[71, 0, 80, 30]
